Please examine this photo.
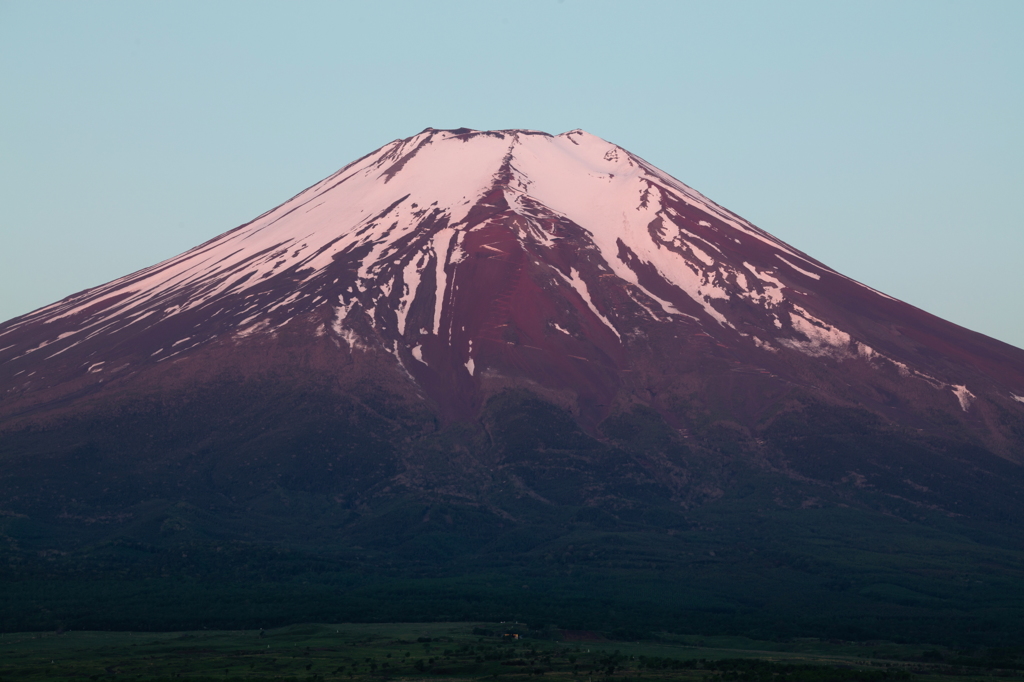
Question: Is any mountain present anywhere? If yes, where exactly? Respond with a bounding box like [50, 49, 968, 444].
[2, 128, 1024, 643]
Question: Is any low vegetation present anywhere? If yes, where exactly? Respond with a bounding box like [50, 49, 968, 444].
[3, 391, 1024, 646]
[6, 621, 1024, 682]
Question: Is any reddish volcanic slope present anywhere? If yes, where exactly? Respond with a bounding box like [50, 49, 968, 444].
[1, 128, 1023, 446]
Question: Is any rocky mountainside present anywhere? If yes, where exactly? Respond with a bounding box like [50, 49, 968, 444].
[2, 128, 1024, 641]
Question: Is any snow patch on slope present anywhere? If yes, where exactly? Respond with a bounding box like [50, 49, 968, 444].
[553, 268, 621, 341]
[951, 384, 975, 412]
[778, 307, 853, 358]
[431, 228, 459, 337]
[741, 263, 786, 308]
[913, 370, 946, 390]
[330, 302, 367, 351]
[776, 255, 821, 279]
[395, 254, 425, 336]
[508, 133, 740, 327]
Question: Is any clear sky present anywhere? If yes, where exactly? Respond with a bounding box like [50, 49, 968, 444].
[2, 0, 1022, 348]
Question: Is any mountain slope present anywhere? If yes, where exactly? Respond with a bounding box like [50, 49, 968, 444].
[1, 128, 1024, 641]
[3, 128, 1023, 431]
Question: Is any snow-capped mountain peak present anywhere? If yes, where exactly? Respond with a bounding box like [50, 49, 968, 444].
[2, 128, 1023, 427]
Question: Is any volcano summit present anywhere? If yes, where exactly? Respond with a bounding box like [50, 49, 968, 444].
[4, 127, 1023, 429]
[2, 129, 1024, 641]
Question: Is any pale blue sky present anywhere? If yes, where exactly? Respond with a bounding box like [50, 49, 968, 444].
[2, 0, 1022, 348]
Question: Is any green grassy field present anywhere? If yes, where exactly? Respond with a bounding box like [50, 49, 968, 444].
[0, 622, 1019, 682]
